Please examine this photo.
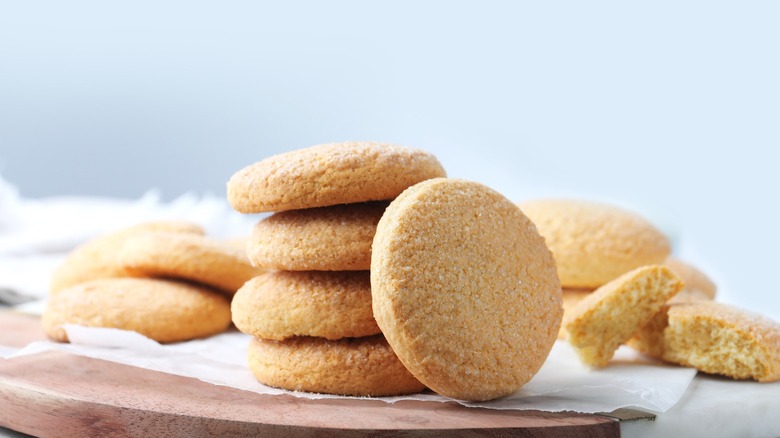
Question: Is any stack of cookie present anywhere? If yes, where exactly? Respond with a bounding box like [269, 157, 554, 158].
[227, 142, 447, 396]
[43, 221, 262, 343]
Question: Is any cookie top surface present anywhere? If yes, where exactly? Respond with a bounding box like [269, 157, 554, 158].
[50, 220, 205, 292]
[371, 178, 562, 401]
[247, 201, 387, 271]
[518, 199, 671, 288]
[42, 278, 231, 343]
[232, 270, 379, 340]
[248, 335, 426, 397]
[227, 142, 446, 213]
[564, 265, 683, 367]
[119, 232, 264, 295]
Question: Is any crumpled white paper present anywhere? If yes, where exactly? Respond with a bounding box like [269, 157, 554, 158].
[5, 325, 697, 414]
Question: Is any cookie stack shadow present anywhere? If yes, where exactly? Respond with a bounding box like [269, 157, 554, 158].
[227, 142, 446, 396]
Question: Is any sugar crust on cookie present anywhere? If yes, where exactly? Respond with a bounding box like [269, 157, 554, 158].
[247, 202, 387, 271]
[371, 178, 562, 401]
[232, 271, 379, 340]
[247, 335, 426, 396]
[227, 142, 446, 213]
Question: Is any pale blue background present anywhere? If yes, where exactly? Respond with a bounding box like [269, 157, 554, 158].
[0, 1, 778, 319]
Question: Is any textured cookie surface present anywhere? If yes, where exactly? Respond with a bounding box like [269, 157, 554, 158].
[248, 335, 426, 396]
[371, 178, 562, 401]
[42, 278, 231, 343]
[247, 202, 387, 271]
[564, 265, 683, 367]
[50, 221, 205, 292]
[519, 199, 671, 288]
[119, 232, 264, 295]
[665, 257, 717, 303]
[630, 302, 780, 382]
[227, 142, 446, 213]
[232, 271, 379, 340]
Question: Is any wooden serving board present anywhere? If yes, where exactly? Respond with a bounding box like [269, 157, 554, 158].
[0, 312, 618, 437]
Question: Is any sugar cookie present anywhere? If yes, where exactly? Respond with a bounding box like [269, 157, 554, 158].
[629, 302, 780, 382]
[232, 271, 379, 340]
[247, 335, 426, 396]
[119, 232, 263, 295]
[227, 142, 446, 213]
[371, 178, 562, 401]
[246, 202, 387, 271]
[50, 221, 205, 292]
[42, 278, 231, 343]
[564, 265, 683, 367]
[518, 199, 671, 288]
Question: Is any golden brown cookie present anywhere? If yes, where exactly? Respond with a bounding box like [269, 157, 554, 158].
[227, 142, 446, 213]
[42, 278, 232, 343]
[664, 257, 717, 303]
[247, 335, 426, 396]
[247, 202, 387, 271]
[371, 178, 562, 401]
[232, 271, 379, 340]
[564, 265, 684, 367]
[629, 302, 780, 382]
[119, 232, 263, 295]
[50, 221, 205, 292]
[518, 199, 671, 288]
[558, 288, 593, 340]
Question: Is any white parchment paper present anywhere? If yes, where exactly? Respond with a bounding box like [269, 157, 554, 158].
[4, 325, 697, 413]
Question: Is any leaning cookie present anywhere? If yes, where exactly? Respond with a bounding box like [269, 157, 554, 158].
[248, 335, 426, 396]
[227, 142, 446, 213]
[232, 271, 380, 341]
[564, 265, 684, 367]
[119, 232, 264, 295]
[247, 202, 387, 271]
[372, 178, 562, 401]
[42, 278, 232, 343]
[629, 302, 780, 382]
[519, 199, 671, 289]
[50, 221, 205, 293]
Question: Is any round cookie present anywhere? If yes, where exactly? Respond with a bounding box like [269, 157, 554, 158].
[664, 257, 717, 302]
[371, 178, 562, 401]
[227, 142, 446, 213]
[42, 278, 232, 343]
[232, 271, 380, 340]
[248, 335, 426, 396]
[119, 232, 264, 295]
[247, 202, 387, 271]
[50, 221, 205, 293]
[518, 199, 671, 289]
